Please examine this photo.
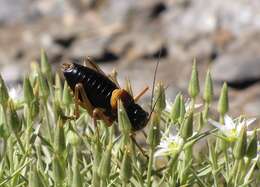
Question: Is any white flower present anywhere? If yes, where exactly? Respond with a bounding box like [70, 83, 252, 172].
[165, 98, 202, 113]
[9, 85, 23, 101]
[154, 130, 184, 157]
[184, 98, 203, 111]
[208, 115, 256, 142]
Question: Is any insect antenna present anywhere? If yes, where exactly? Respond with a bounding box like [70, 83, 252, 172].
[148, 47, 163, 117]
[141, 48, 163, 138]
[150, 48, 162, 113]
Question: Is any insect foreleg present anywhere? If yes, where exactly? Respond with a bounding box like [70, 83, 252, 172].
[74, 83, 94, 118]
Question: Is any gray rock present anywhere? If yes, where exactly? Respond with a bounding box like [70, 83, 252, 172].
[244, 99, 260, 117]
[212, 32, 260, 86]
[212, 54, 260, 83]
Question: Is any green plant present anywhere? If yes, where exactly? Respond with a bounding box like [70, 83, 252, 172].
[0, 51, 259, 187]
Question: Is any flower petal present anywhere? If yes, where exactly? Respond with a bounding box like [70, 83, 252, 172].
[246, 118, 256, 127]
[224, 115, 236, 129]
[208, 119, 225, 131]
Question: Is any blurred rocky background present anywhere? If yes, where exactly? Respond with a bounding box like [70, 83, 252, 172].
[0, 0, 260, 120]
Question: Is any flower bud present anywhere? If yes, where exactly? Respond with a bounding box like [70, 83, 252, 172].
[154, 82, 166, 112]
[125, 78, 133, 96]
[120, 148, 132, 183]
[23, 76, 34, 106]
[118, 100, 132, 135]
[55, 73, 63, 102]
[188, 60, 200, 99]
[147, 112, 160, 148]
[233, 126, 247, 159]
[179, 95, 186, 123]
[67, 129, 80, 147]
[218, 82, 229, 115]
[30, 62, 39, 85]
[171, 93, 181, 123]
[97, 144, 112, 180]
[180, 112, 193, 140]
[0, 74, 9, 107]
[72, 148, 82, 187]
[37, 71, 49, 101]
[40, 49, 52, 80]
[30, 98, 39, 120]
[203, 70, 213, 103]
[63, 82, 73, 107]
[246, 130, 257, 159]
[8, 101, 21, 134]
[54, 118, 66, 154]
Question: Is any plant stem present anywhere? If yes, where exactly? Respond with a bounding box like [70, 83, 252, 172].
[14, 132, 25, 154]
[147, 148, 155, 187]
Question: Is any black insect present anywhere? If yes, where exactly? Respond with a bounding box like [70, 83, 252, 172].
[62, 58, 149, 131]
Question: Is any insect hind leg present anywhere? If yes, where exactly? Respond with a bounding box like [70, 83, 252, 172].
[74, 83, 94, 118]
[93, 108, 113, 127]
[134, 86, 149, 102]
[130, 133, 148, 159]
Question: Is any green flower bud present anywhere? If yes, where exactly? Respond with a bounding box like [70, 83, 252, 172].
[63, 82, 73, 107]
[180, 112, 193, 140]
[23, 76, 34, 106]
[218, 82, 229, 115]
[97, 144, 112, 180]
[203, 70, 213, 103]
[120, 148, 132, 183]
[30, 97, 39, 120]
[8, 101, 21, 134]
[118, 100, 132, 135]
[37, 71, 49, 101]
[171, 93, 181, 123]
[54, 101, 63, 119]
[179, 95, 186, 123]
[28, 164, 44, 187]
[154, 82, 166, 112]
[72, 148, 82, 187]
[0, 74, 9, 107]
[54, 118, 66, 154]
[246, 130, 257, 159]
[188, 60, 200, 99]
[40, 49, 52, 80]
[30, 62, 39, 85]
[54, 73, 63, 102]
[147, 112, 160, 148]
[67, 130, 80, 147]
[233, 126, 247, 159]
[125, 78, 133, 97]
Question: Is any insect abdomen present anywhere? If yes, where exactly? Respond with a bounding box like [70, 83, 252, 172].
[63, 63, 118, 116]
